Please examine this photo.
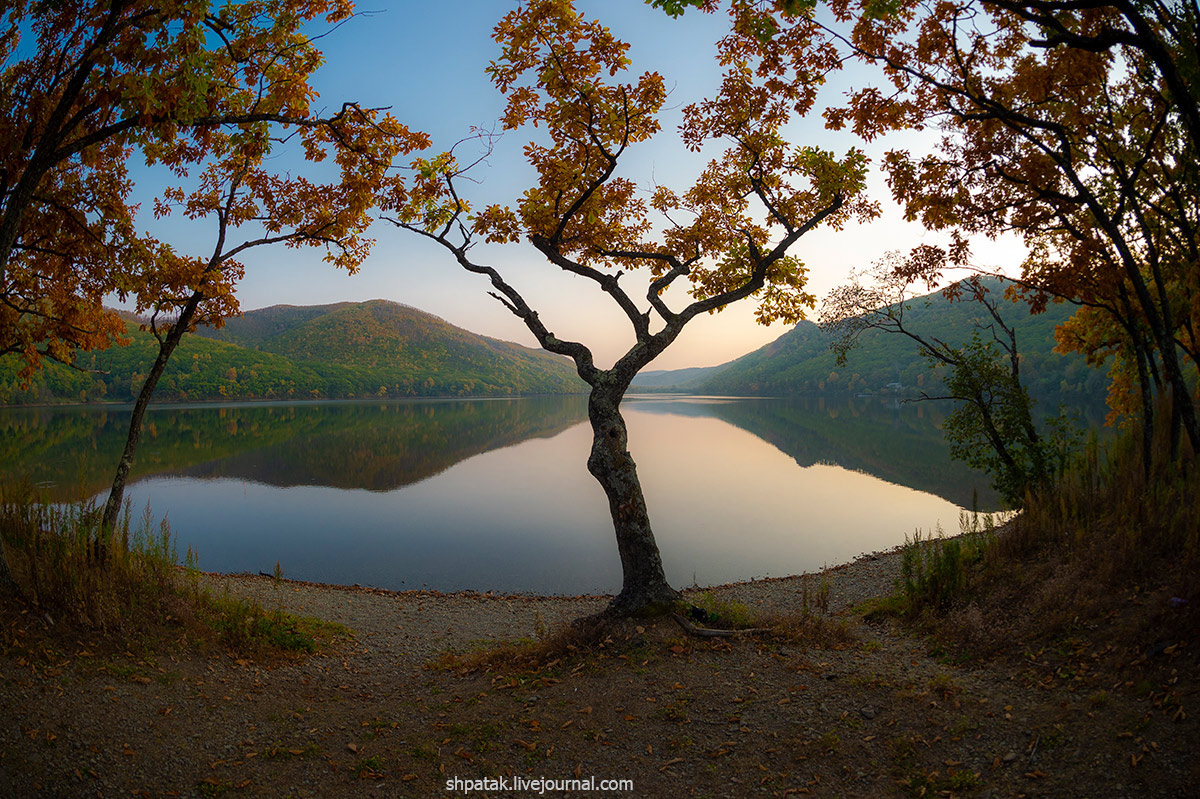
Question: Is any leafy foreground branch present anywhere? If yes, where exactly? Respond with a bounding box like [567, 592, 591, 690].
[0, 488, 343, 657]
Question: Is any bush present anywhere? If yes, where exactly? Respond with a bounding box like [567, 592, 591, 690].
[899, 512, 997, 613]
[893, 411, 1199, 659]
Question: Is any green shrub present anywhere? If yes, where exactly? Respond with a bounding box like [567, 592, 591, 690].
[899, 513, 996, 612]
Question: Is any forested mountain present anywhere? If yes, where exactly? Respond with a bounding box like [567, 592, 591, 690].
[1, 286, 1109, 406]
[0, 301, 585, 404]
[643, 279, 1108, 403]
[630, 365, 727, 390]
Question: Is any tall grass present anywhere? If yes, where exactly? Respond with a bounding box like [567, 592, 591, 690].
[900, 512, 997, 612]
[999, 420, 1198, 592]
[0, 487, 186, 631]
[0, 484, 340, 654]
[894, 410, 1198, 655]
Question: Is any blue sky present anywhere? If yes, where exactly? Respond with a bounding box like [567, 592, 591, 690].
[132, 0, 1024, 371]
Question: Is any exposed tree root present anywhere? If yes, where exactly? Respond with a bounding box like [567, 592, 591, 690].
[671, 613, 769, 638]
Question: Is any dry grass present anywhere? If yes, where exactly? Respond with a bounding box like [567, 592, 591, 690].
[433, 591, 858, 679]
[0, 489, 191, 634]
[902, 413, 1199, 665]
[755, 606, 857, 648]
[429, 614, 614, 675]
[0, 485, 345, 658]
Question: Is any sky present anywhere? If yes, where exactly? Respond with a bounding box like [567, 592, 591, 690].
[127, 0, 1026, 371]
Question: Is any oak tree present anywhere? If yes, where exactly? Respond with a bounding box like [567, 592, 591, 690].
[100, 107, 425, 534]
[824, 0, 1200, 459]
[387, 0, 875, 614]
[0, 0, 419, 378]
[0, 1, 426, 536]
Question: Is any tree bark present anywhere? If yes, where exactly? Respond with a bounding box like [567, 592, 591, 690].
[99, 297, 200, 537]
[0, 540, 20, 597]
[586, 386, 681, 615]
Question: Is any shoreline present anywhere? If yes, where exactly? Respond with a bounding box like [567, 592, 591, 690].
[11, 514, 1190, 799]
[196, 540, 915, 660]
[202, 538, 910, 605]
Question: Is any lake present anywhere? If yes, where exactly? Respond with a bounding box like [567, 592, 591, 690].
[1, 395, 1003, 595]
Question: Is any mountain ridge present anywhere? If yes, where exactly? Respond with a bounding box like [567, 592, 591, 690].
[0, 300, 586, 404]
[635, 278, 1108, 403]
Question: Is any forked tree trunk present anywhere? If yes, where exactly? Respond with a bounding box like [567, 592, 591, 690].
[586, 387, 681, 615]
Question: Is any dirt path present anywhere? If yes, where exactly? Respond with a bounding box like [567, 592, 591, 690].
[1, 549, 1194, 797]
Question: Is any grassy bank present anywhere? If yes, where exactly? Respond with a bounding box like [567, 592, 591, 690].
[0, 488, 344, 658]
[885, 418, 1198, 684]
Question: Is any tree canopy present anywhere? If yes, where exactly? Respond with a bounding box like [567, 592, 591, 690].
[0, 0, 425, 379]
[822, 0, 1200, 455]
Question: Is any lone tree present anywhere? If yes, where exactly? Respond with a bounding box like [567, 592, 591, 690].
[90, 11, 426, 535]
[386, 0, 876, 614]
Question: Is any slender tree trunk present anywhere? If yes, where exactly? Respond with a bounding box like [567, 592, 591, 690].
[99, 298, 200, 537]
[0, 541, 19, 597]
[1134, 339, 1155, 476]
[1119, 258, 1200, 454]
[1169, 387, 1183, 461]
[586, 386, 681, 615]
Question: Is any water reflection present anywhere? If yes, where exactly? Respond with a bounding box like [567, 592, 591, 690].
[1, 396, 1015, 593]
[0, 396, 588, 498]
[627, 395, 1000, 509]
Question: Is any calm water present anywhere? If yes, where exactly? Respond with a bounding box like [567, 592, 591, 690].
[1, 395, 1002, 594]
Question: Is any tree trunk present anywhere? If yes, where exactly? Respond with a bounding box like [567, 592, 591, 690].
[1134, 339, 1154, 477]
[0, 540, 19, 597]
[586, 387, 681, 615]
[99, 300, 199, 537]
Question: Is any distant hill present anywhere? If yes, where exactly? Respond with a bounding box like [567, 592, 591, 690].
[648, 278, 1108, 403]
[196, 300, 586, 397]
[630, 365, 727, 391]
[0, 300, 586, 404]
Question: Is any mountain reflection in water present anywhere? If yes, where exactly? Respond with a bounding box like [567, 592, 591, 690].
[2, 395, 1012, 593]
